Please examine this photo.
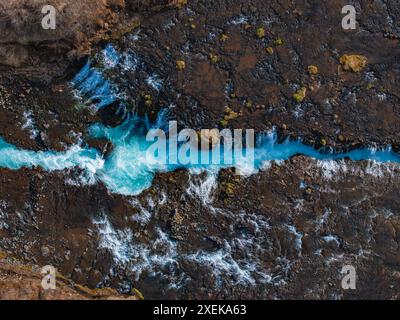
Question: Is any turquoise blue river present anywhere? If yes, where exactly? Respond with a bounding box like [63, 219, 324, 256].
[0, 46, 399, 196]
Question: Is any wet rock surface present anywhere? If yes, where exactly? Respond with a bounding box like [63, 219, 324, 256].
[0, 0, 176, 80]
[0, 0, 400, 300]
[0, 158, 399, 299]
[104, 0, 400, 151]
[101, 159, 400, 300]
[0, 75, 97, 151]
[2, 0, 400, 151]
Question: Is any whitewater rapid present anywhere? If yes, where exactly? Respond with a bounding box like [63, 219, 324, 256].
[1, 46, 399, 196]
[4, 109, 400, 196]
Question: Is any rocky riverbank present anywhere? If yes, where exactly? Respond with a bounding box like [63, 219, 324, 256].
[0, 0, 399, 300]
[0, 254, 140, 300]
[0, 157, 399, 299]
[2, 0, 400, 152]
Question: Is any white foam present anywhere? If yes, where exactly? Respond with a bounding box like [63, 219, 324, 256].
[186, 170, 218, 206]
[93, 209, 294, 290]
[128, 228, 181, 282]
[129, 198, 153, 225]
[159, 191, 167, 206]
[364, 161, 394, 178]
[21, 111, 39, 140]
[146, 74, 163, 91]
[286, 224, 303, 255]
[121, 51, 140, 72]
[0, 200, 9, 230]
[186, 241, 257, 287]
[229, 15, 249, 25]
[93, 216, 183, 286]
[317, 160, 347, 180]
[93, 215, 134, 264]
[322, 235, 340, 246]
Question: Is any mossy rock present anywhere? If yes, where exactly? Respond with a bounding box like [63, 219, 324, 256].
[245, 100, 253, 109]
[209, 53, 220, 64]
[340, 54, 367, 72]
[293, 87, 307, 103]
[132, 288, 145, 300]
[0, 250, 6, 260]
[224, 107, 239, 121]
[266, 47, 274, 55]
[220, 119, 228, 127]
[220, 34, 229, 42]
[308, 65, 318, 75]
[256, 27, 266, 39]
[221, 182, 235, 196]
[176, 60, 186, 70]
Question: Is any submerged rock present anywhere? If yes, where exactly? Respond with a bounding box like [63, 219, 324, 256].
[86, 138, 114, 158]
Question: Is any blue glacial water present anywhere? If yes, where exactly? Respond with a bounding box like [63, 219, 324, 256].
[1, 45, 399, 196]
[72, 60, 119, 110]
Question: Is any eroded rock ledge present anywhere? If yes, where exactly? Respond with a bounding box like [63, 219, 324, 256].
[0, 257, 140, 300]
[0, 0, 180, 80]
[0, 157, 399, 299]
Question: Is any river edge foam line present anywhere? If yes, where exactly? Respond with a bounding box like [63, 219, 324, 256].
[1, 50, 399, 196]
[2, 112, 400, 196]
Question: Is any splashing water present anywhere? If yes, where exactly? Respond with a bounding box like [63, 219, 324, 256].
[1, 113, 399, 196]
[72, 61, 119, 110]
[102, 43, 121, 68]
[0, 48, 400, 196]
[0, 138, 103, 174]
